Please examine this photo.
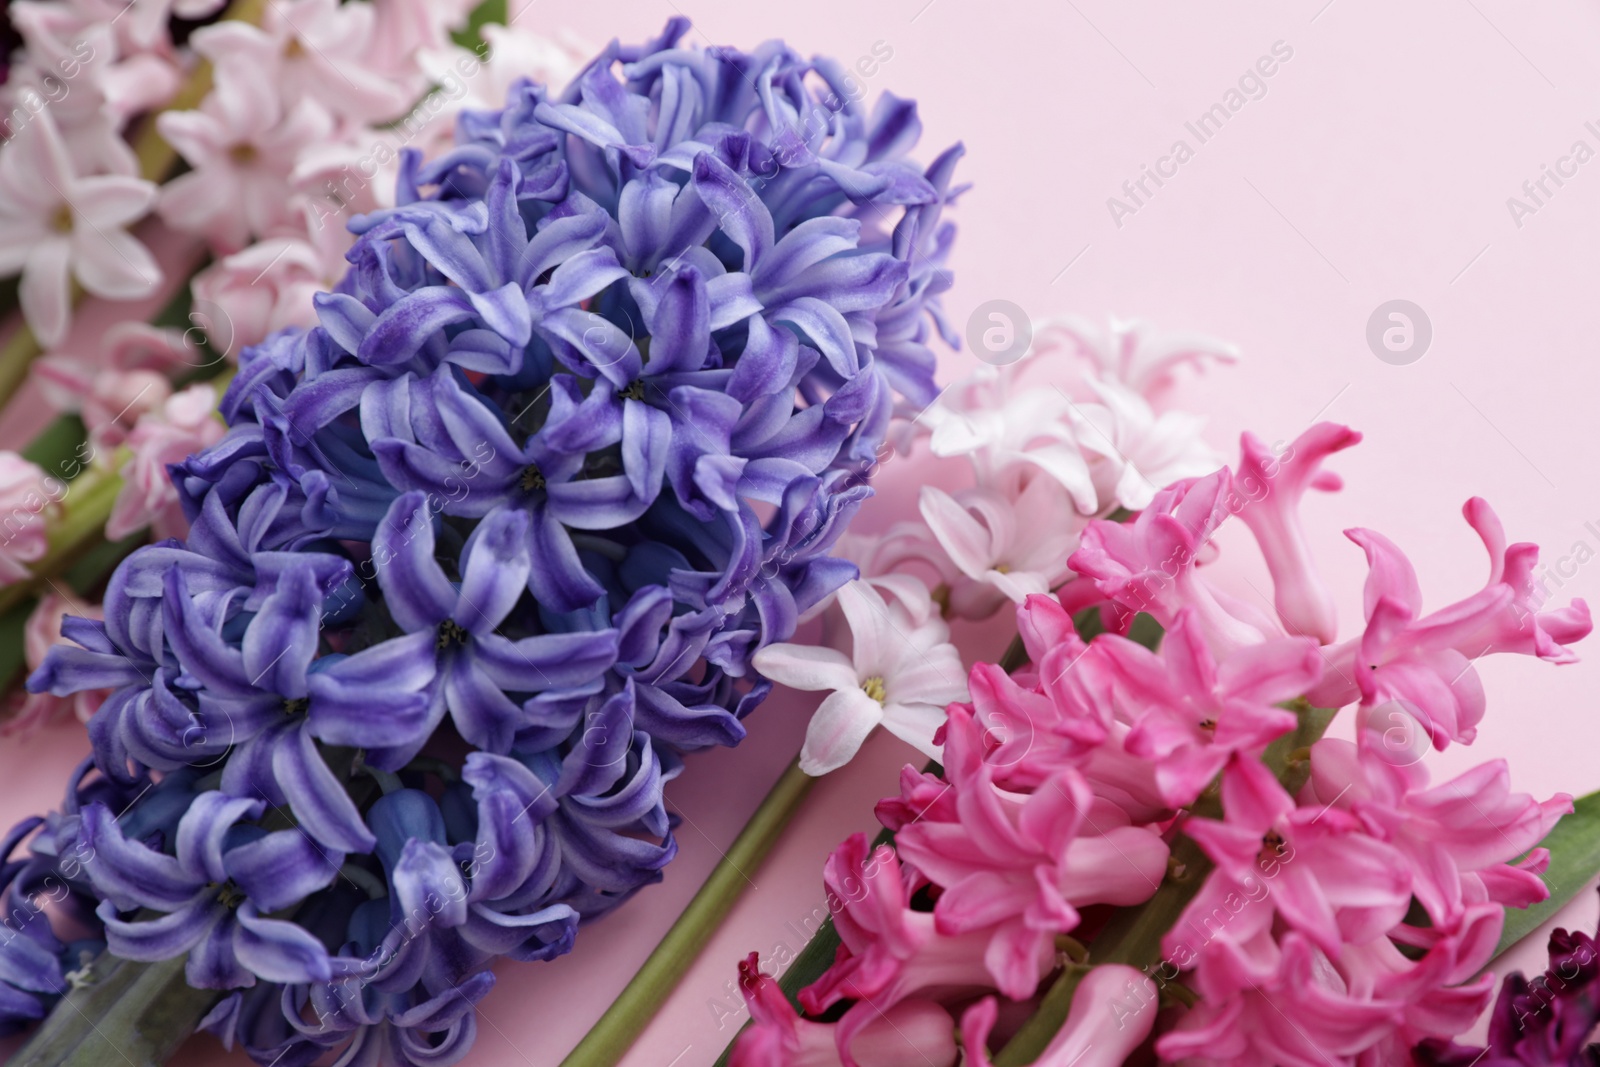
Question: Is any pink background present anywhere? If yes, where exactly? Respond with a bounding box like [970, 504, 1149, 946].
[7, 0, 1600, 1061]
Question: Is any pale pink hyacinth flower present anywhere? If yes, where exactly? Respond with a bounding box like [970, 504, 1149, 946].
[753, 579, 965, 775]
[35, 322, 195, 454]
[189, 235, 330, 353]
[960, 965, 1159, 1067]
[0, 110, 161, 346]
[729, 953, 957, 1067]
[924, 359, 1101, 515]
[191, 0, 417, 123]
[1032, 313, 1240, 402]
[0, 452, 56, 584]
[2, 593, 108, 736]
[366, 0, 480, 81]
[411, 23, 590, 157]
[1, 15, 176, 175]
[156, 39, 334, 253]
[917, 473, 1080, 616]
[1067, 375, 1222, 513]
[107, 383, 224, 540]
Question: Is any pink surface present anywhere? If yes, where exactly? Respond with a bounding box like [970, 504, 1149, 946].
[5, 0, 1600, 1062]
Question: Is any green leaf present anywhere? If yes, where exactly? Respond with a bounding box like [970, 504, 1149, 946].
[21, 415, 87, 478]
[0, 595, 37, 695]
[1492, 787, 1600, 961]
[452, 0, 506, 50]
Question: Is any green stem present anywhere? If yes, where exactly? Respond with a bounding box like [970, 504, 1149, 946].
[11, 952, 220, 1067]
[560, 757, 817, 1067]
[0, 465, 125, 618]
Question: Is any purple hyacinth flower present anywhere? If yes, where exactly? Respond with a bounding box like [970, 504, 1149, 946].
[368, 490, 621, 754]
[79, 794, 341, 989]
[155, 563, 434, 854]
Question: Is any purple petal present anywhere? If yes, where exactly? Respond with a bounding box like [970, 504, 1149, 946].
[373, 492, 469, 633]
[691, 152, 772, 270]
[456, 507, 532, 636]
[770, 299, 859, 377]
[470, 630, 618, 692]
[79, 803, 197, 911]
[272, 723, 378, 853]
[468, 282, 533, 347]
[642, 265, 710, 375]
[186, 917, 255, 989]
[392, 839, 468, 929]
[240, 566, 320, 701]
[224, 829, 344, 912]
[753, 217, 859, 292]
[462, 753, 556, 904]
[174, 792, 265, 885]
[444, 660, 524, 755]
[97, 897, 219, 960]
[313, 293, 377, 354]
[516, 211, 608, 290]
[232, 903, 334, 983]
[357, 288, 476, 366]
[525, 503, 604, 613]
[458, 902, 576, 962]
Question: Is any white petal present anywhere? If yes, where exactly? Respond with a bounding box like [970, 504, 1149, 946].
[20, 239, 72, 346]
[879, 701, 949, 761]
[919, 486, 996, 580]
[835, 580, 894, 677]
[751, 643, 856, 692]
[887, 642, 968, 708]
[72, 175, 157, 228]
[73, 228, 161, 300]
[798, 688, 883, 775]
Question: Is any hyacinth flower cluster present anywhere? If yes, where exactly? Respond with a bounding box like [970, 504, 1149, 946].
[754, 316, 1235, 774]
[0, 0, 590, 737]
[732, 419, 1591, 1067]
[4, 23, 963, 1064]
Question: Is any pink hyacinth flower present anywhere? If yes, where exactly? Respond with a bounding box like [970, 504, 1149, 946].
[1157, 931, 1407, 1067]
[156, 35, 334, 253]
[728, 953, 957, 1067]
[895, 706, 1168, 998]
[1110, 608, 1317, 808]
[960, 964, 1159, 1067]
[801, 834, 1022, 1067]
[107, 384, 225, 540]
[190, 236, 331, 354]
[35, 323, 198, 456]
[1232, 422, 1361, 644]
[0, 110, 161, 346]
[0, 452, 56, 585]
[3, 593, 108, 736]
[1170, 753, 1411, 960]
[1303, 737, 1568, 935]
[1306, 497, 1591, 745]
[1069, 467, 1272, 656]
